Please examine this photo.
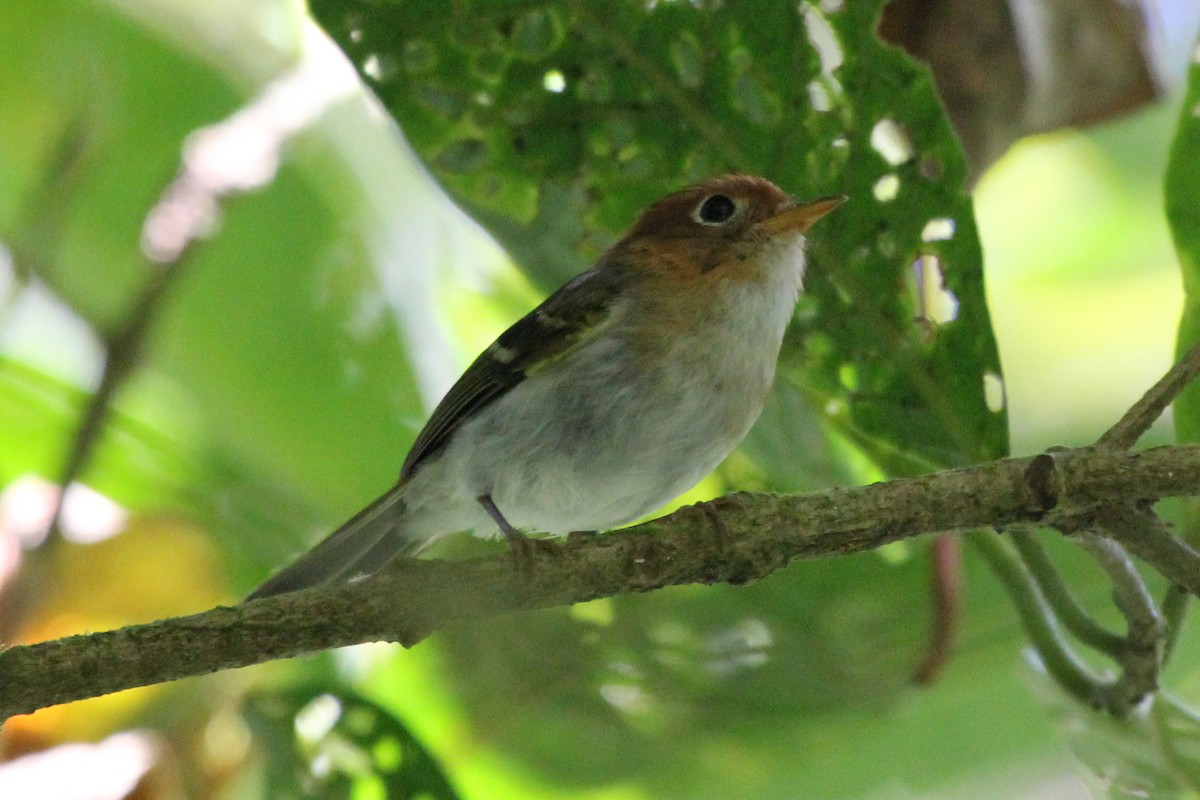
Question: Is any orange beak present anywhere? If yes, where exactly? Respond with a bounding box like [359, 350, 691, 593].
[757, 194, 847, 235]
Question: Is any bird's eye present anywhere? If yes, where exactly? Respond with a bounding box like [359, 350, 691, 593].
[695, 194, 737, 225]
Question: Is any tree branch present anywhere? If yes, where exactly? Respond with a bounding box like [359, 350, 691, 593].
[1097, 337, 1200, 450]
[3, 443, 1200, 721]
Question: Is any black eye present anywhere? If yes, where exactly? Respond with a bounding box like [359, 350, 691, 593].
[696, 194, 737, 225]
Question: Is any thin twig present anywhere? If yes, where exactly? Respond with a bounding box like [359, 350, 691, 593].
[1075, 534, 1162, 644]
[1078, 504, 1200, 598]
[1009, 526, 1126, 656]
[966, 530, 1103, 706]
[1161, 584, 1191, 663]
[1096, 337, 1200, 450]
[44, 265, 182, 541]
[972, 528, 1162, 716]
[45, 31, 359, 537]
[1074, 532, 1163, 712]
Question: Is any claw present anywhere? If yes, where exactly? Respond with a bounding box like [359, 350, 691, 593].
[478, 494, 559, 571]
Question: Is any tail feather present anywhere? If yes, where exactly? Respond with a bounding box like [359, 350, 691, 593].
[247, 485, 412, 600]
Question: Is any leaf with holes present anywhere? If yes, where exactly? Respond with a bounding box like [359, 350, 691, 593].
[312, 0, 1006, 479]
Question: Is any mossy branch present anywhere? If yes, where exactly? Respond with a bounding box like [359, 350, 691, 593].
[3, 442, 1200, 721]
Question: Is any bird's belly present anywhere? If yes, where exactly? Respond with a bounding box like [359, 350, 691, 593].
[440, 354, 772, 536]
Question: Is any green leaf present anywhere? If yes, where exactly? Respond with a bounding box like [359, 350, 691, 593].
[311, 0, 1007, 475]
[1168, 49, 1200, 442]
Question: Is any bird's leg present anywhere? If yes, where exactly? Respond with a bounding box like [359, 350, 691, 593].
[477, 495, 560, 570]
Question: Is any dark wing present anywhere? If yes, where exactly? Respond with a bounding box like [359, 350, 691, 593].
[399, 264, 629, 480]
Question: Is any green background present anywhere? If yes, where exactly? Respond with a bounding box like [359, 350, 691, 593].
[0, 1, 1198, 798]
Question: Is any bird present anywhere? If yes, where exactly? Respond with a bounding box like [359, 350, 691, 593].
[248, 174, 844, 599]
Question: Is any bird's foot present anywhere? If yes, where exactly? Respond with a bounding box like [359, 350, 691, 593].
[478, 494, 560, 571]
[503, 529, 563, 570]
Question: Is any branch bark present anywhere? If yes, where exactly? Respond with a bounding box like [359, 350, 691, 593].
[3, 443, 1200, 721]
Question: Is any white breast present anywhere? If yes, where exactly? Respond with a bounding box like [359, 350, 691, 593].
[403, 232, 808, 541]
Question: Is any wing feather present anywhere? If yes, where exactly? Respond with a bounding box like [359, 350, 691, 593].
[400, 264, 629, 479]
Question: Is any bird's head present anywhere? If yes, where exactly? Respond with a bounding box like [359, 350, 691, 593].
[612, 174, 844, 285]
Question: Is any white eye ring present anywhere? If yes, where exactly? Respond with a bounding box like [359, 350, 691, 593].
[693, 194, 739, 225]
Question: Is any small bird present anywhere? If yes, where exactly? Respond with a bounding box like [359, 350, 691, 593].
[249, 175, 844, 599]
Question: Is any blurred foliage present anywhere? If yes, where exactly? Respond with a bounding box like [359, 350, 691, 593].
[1034, 683, 1200, 799]
[245, 683, 460, 800]
[978, 101, 1185, 451]
[1169, 48, 1200, 444]
[0, 1, 1197, 800]
[0, 0, 436, 527]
